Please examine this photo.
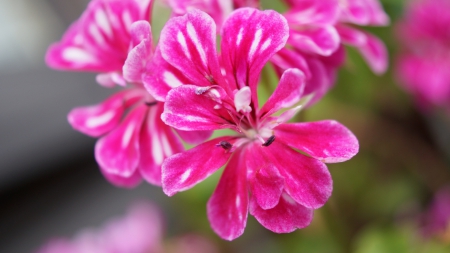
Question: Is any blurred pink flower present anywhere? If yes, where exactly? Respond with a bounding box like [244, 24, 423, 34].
[36, 202, 218, 253]
[46, 0, 211, 187]
[151, 8, 358, 240]
[396, 0, 450, 113]
[421, 187, 450, 240]
[36, 202, 164, 253]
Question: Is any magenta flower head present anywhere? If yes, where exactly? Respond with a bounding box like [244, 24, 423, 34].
[154, 8, 359, 240]
[36, 202, 164, 253]
[396, 0, 450, 113]
[45, 0, 210, 187]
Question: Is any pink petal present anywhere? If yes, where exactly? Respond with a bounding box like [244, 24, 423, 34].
[138, 103, 184, 186]
[339, 0, 390, 26]
[271, 48, 311, 79]
[288, 26, 340, 56]
[283, 0, 340, 25]
[247, 143, 284, 210]
[175, 129, 213, 145]
[164, 0, 233, 32]
[159, 9, 224, 88]
[45, 0, 153, 75]
[302, 57, 337, 106]
[143, 47, 191, 101]
[249, 192, 313, 233]
[259, 68, 305, 118]
[275, 120, 359, 163]
[96, 72, 127, 87]
[262, 141, 333, 209]
[162, 85, 235, 131]
[162, 136, 234, 196]
[67, 89, 143, 137]
[221, 8, 289, 104]
[207, 148, 248, 241]
[100, 166, 143, 188]
[95, 105, 147, 177]
[337, 25, 388, 74]
[123, 21, 153, 84]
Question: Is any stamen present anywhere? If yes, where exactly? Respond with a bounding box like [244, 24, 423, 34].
[145, 101, 158, 106]
[262, 135, 275, 147]
[216, 141, 233, 150]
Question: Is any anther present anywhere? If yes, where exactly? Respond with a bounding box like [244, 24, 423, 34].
[262, 135, 275, 147]
[216, 141, 233, 150]
[145, 101, 158, 106]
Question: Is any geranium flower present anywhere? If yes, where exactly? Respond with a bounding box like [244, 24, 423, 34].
[35, 202, 218, 253]
[46, 0, 210, 187]
[395, 0, 450, 113]
[160, 0, 389, 106]
[154, 8, 359, 240]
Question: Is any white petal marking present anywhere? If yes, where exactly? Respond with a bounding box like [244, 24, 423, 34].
[89, 24, 105, 46]
[86, 110, 115, 128]
[180, 169, 191, 183]
[121, 123, 135, 148]
[248, 28, 262, 61]
[95, 9, 113, 38]
[186, 21, 207, 66]
[236, 27, 244, 46]
[177, 31, 191, 59]
[62, 47, 96, 64]
[161, 133, 173, 157]
[163, 71, 183, 88]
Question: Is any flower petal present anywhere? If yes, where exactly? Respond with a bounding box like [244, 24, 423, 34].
[339, 0, 390, 26]
[159, 9, 224, 87]
[162, 136, 234, 196]
[143, 47, 190, 101]
[249, 192, 313, 233]
[123, 21, 153, 84]
[259, 68, 305, 118]
[283, 0, 340, 25]
[337, 25, 388, 74]
[95, 105, 147, 177]
[175, 129, 213, 145]
[207, 148, 248, 241]
[100, 166, 142, 188]
[221, 8, 289, 104]
[262, 141, 332, 209]
[288, 26, 340, 56]
[67, 89, 143, 137]
[138, 103, 184, 186]
[45, 0, 153, 75]
[162, 85, 235, 131]
[247, 143, 284, 210]
[275, 120, 359, 163]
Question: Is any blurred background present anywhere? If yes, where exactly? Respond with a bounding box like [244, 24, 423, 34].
[1, 0, 449, 252]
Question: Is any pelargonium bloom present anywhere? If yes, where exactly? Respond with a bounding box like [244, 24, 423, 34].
[395, 0, 450, 113]
[161, 0, 389, 106]
[154, 8, 359, 240]
[46, 0, 210, 187]
[35, 202, 218, 253]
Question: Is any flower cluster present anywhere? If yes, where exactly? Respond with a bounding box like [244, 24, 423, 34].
[46, 0, 389, 240]
[396, 0, 450, 114]
[35, 202, 218, 253]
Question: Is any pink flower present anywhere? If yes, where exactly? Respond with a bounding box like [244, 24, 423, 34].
[36, 202, 164, 253]
[155, 8, 359, 240]
[421, 186, 450, 239]
[45, 0, 153, 87]
[46, 0, 210, 187]
[395, 0, 450, 113]
[160, 0, 389, 105]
